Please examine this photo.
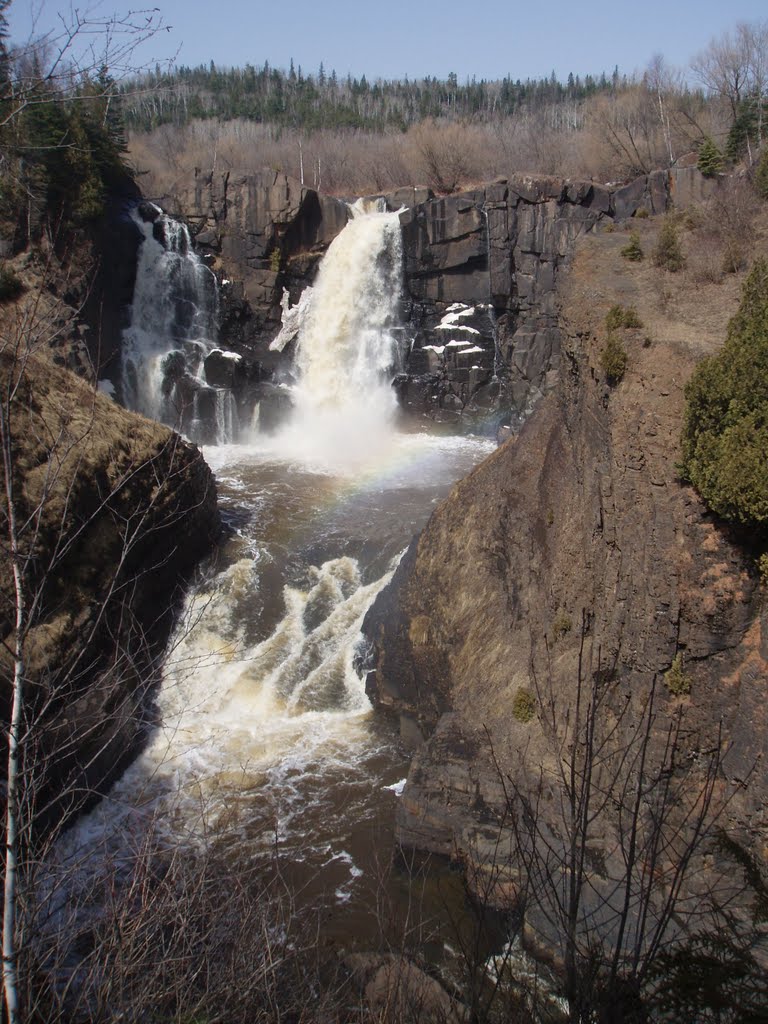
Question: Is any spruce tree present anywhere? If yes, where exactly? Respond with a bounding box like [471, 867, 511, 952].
[756, 147, 768, 201]
[681, 258, 768, 531]
[620, 231, 644, 262]
[697, 136, 723, 178]
[652, 219, 685, 272]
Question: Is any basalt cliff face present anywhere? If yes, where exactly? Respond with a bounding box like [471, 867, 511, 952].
[362, 215, 768, 912]
[150, 167, 714, 435]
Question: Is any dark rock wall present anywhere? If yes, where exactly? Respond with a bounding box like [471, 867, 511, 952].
[397, 171, 674, 429]
[156, 169, 351, 366]
[144, 167, 714, 436]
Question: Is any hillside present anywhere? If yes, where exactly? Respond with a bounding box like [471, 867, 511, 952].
[0, 265, 220, 828]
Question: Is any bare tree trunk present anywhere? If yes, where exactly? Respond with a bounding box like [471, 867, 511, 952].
[1, 393, 21, 1024]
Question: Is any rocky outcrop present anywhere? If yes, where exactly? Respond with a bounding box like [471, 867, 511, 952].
[144, 166, 715, 440]
[362, 218, 767, 913]
[396, 170, 678, 429]
[0, 347, 220, 830]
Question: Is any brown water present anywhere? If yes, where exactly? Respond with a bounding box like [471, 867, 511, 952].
[50, 428, 495, 947]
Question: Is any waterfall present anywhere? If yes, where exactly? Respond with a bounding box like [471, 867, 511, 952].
[122, 205, 231, 443]
[215, 389, 238, 444]
[268, 203, 404, 470]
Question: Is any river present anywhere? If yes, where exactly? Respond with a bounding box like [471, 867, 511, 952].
[47, 203, 497, 958]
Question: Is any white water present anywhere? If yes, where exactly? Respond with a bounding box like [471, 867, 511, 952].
[46, 432, 494, 928]
[122, 206, 239, 443]
[266, 204, 404, 472]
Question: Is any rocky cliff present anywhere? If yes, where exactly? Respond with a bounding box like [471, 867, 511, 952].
[0, 314, 220, 828]
[362, 213, 768, 926]
[152, 167, 717, 438]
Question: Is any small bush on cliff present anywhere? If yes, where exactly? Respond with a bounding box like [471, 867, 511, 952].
[664, 653, 691, 696]
[697, 136, 724, 178]
[600, 334, 628, 384]
[653, 218, 685, 272]
[551, 609, 573, 641]
[512, 688, 536, 723]
[605, 304, 643, 331]
[680, 258, 768, 533]
[620, 231, 644, 261]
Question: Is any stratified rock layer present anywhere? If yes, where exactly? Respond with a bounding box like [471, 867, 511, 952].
[156, 168, 712, 431]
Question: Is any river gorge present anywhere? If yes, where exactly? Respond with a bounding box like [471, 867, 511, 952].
[46, 199, 498, 967]
[6, 162, 767, 1022]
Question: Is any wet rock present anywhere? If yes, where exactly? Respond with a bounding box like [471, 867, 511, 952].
[344, 953, 467, 1024]
[203, 348, 246, 389]
[158, 170, 351, 354]
[254, 384, 293, 434]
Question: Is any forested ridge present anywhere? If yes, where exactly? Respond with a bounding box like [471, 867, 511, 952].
[122, 60, 630, 133]
[120, 25, 768, 196]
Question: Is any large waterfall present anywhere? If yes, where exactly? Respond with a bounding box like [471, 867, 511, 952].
[122, 206, 238, 444]
[270, 202, 404, 470]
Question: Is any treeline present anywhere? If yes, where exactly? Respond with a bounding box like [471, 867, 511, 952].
[122, 60, 631, 133]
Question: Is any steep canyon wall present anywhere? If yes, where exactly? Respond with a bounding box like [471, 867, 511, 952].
[361, 218, 767, 915]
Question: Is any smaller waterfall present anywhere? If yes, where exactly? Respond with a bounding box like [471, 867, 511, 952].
[122, 205, 237, 445]
[215, 389, 239, 444]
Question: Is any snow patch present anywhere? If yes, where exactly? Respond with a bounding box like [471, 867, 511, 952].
[384, 779, 407, 796]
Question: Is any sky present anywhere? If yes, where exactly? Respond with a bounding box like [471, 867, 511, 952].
[7, 0, 768, 84]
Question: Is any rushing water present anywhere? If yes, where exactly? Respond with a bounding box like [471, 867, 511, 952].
[121, 205, 242, 444]
[50, 205, 495, 955]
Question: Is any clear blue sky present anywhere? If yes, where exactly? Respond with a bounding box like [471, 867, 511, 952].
[8, 0, 768, 83]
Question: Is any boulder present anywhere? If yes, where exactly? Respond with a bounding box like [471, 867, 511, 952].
[203, 349, 245, 389]
[344, 954, 467, 1024]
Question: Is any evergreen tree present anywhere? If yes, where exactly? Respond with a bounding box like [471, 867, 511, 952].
[756, 147, 768, 200]
[620, 231, 644, 261]
[725, 100, 757, 163]
[0, 0, 10, 90]
[697, 135, 723, 177]
[681, 258, 768, 531]
[652, 218, 685, 271]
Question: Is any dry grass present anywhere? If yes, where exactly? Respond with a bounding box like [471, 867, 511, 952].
[565, 200, 768, 365]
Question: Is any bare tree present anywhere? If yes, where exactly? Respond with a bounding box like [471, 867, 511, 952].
[692, 27, 752, 123]
[486, 616, 736, 1022]
[739, 20, 768, 149]
[692, 20, 768, 160]
[645, 54, 679, 166]
[1, 3, 171, 130]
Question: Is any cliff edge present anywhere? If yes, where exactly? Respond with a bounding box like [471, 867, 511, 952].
[0, 305, 220, 828]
